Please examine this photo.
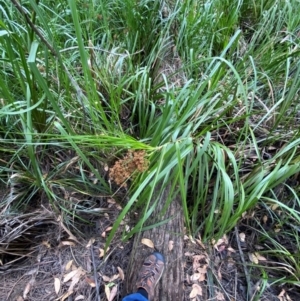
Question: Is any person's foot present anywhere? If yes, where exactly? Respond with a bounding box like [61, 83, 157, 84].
[136, 252, 165, 300]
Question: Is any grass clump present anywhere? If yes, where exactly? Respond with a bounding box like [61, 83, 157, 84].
[1, 0, 300, 298]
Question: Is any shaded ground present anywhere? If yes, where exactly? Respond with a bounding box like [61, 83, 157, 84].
[1, 189, 299, 301]
[0, 191, 132, 301]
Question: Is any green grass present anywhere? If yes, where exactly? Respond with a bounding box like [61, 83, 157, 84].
[1, 0, 300, 295]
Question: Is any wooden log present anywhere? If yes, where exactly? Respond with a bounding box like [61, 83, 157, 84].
[124, 184, 184, 301]
[124, 2, 186, 299]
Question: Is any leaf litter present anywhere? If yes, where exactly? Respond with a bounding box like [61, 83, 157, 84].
[1, 190, 298, 300]
[0, 198, 132, 301]
[2, 181, 297, 301]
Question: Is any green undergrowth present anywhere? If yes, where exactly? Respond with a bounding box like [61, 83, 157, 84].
[1, 0, 300, 294]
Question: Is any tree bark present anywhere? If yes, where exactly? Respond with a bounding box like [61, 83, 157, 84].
[124, 184, 184, 301]
[124, 2, 186, 299]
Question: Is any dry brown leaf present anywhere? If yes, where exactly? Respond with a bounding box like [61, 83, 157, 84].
[23, 288, 30, 301]
[279, 289, 286, 297]
[101, 231, 106, 238]
[101, 274, 119, 282]
[278, 289, 286, 299]
[58, 291, 73, 301]
[168, 240, 174, 251]
[191, 271, 206, 282]
[255, 252, 267, 262]
[189, 235, 196, 244]
[105, 285, 111, 300]
[286, 294, 293, 301]
[108, 285, 118, 301]
[61, 240, 76, 247]
[227, 247, 236, 253]
[216, 291, 225, 300]
[105, 226, 113, 232]
[117, 266, 125, 281]
[218, 266, 222, 280]
[110, 274, 120, 282]
[263, 215, 268, 224]
[69, 268, 85, 292]
[74, 296, 85, 300]
[212, 241, 218, 249]
[86, 238, 95, 248]
[101, 275, 111, 282]
[184, 235, 189, 241]
[54, 277, 61, 294]
[199, 274, 206, 282]
[99, 247, 110, 258]
[42, 240, 51, 248]
[141, 238, 154, 248]
[190, 273, 201, 281]
[248, 253, 258, 264]
[213, 235, 228, 249]
[23, 278, 35, 299]
[189, 288, 197, 298]
[278, 288, 291, 301]
[186, 273, 191, 285]
[192, 255, 206, 271]
[64, 269, 79, 283]
[239, 232, 246, 242]
[195, 237, 206, 249]
[16, 297, 24, 301]
[116, 204, 122, 210]
[271, 203, 279, 210]
[189, 283, 202, 298]
[65, 260, 73, 271]
[85, 277, 96, 287]
[217, 245, 226, 252]
[99, 248, 105, 258]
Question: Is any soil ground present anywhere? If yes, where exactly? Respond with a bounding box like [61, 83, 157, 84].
[1, 187, 298, 301]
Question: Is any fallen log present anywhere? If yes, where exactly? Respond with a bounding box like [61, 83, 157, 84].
[124, 183, 184, 301]
[124, 2, 186, 299]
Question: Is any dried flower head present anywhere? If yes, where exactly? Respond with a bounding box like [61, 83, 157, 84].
[109, 150, 149, 187]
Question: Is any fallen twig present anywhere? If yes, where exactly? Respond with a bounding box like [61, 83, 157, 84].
[90, 244, 100, 301]
[234, 226, 252, 299]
